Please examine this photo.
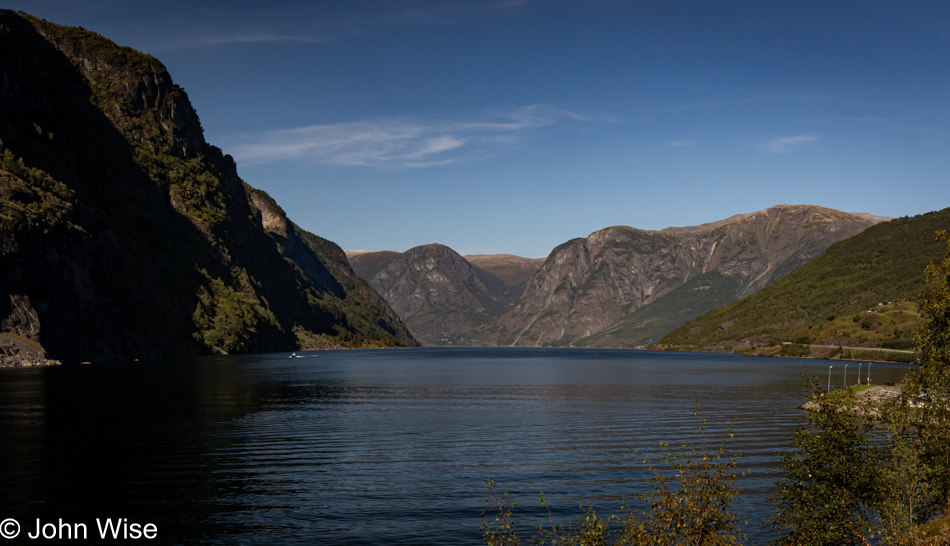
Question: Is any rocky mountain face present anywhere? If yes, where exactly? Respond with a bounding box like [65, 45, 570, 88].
[0, 11, 415, 364]
[348, 245, 520, 345]
[488, 205, 883, 347]
[350, 206, 884, 347]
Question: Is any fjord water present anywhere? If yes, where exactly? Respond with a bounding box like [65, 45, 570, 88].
[0, 349, 910, 544]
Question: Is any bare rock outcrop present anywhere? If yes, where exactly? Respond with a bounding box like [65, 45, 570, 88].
[0, 333, 59, 367]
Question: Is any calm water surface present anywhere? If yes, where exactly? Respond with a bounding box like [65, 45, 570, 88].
[0, 348, 911, 544]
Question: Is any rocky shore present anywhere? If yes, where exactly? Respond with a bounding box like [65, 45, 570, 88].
[855, 385, 902, 404]
[0, 334, 61, 367]
[800, 385, 902, 413]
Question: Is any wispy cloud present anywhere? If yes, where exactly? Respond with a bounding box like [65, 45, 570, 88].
[198, 33, 327, 46]
[225, 105, 585, 169]
[150, 1, 532, 51]
[816, 115, 912, 123]
[145, 30, 328, 52]
[344, 0, 533, 28]
[758, 134, 819, 153]
[488, 0, 533, 10]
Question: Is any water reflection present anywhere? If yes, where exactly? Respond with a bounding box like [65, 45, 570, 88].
[0, 356, 271, 544]
[0, 349, 913, 544]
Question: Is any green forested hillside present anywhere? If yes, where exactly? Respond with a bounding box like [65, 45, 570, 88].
[659, 208, 950, 351]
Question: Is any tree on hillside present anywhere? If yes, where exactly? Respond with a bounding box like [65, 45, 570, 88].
[766, 386, 884, 545]
[901, 230, 950, 517]
[915, 230, 950, 368]
[768, 231, 950, 545]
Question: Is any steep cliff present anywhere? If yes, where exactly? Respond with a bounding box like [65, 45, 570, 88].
[348, 245, 516, 345]
[0, 11, 415, 363]
[245, 187, 415, 348]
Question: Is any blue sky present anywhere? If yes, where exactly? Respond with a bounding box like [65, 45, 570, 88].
[11, 1, 950, 257]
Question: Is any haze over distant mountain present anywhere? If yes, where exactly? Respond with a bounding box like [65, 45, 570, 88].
[0, 11, 415, 365]
[349, 205, 886, 347]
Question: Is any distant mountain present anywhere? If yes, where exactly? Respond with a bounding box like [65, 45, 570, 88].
[659, 207, 950, 353]
[484, 205, 885, 347]
[463, 254, 545, 286]
[0, 11, 415, 364]
[348, 205, 884, 348]
[348, 245, 519, 345]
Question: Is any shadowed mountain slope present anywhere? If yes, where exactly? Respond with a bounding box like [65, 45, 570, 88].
[348, 245, 518, 345]
[0, 11, 414, 363]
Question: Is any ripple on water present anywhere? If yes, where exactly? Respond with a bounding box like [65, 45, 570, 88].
[0, 349, 913, 545]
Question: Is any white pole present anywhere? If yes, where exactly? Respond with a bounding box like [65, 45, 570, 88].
[867, 362, 871, 385]
[858, 362, 863, 385]
[843, 363, 848, 390]
[828, 365, 833, 393]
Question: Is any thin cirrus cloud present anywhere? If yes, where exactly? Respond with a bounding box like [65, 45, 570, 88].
[225, 105, 586, 169]
[198, 33, 328, 46]
[758, 134, 819, 153]
[144, 32, 328, 52]
[158, 1, 533, 51]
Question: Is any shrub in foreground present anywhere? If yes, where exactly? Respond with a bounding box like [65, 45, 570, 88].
[482, 421, 745, 545]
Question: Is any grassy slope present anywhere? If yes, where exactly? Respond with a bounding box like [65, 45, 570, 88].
[803, 300, 920, 350]
[659, 208, 950, 351]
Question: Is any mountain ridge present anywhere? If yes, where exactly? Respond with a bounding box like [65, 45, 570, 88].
[347, 205, 885, 347]
[462, 254, 545, 286]
[482, 204, 883, 347]
[660, 205, 891, 235]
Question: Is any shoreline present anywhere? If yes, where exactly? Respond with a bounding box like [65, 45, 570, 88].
[653, 342, 917, 365]
[0, 334, 61, 368]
